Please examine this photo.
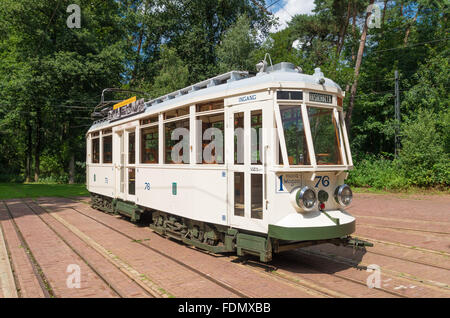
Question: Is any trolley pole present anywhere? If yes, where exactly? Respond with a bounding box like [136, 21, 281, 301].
[394, 70, 400, 158]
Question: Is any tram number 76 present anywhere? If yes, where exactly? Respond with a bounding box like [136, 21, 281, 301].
[315, 176, 330, 188]
[144, 182, 150, 190]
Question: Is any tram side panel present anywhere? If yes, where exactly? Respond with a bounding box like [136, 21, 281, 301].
[87, 165, 115, 198]
[136, 167, 228, 227]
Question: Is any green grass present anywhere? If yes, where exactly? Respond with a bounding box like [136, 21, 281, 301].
[0, 183, 89, 199]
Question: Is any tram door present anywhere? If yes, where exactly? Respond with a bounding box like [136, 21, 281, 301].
[115, 127, 137, 202]
[228, 104, 266, 233]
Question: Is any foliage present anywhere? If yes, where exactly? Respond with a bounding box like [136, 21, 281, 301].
[0, 0, 448, 191]
[397, 109, 449, 187]
[151, 45, 190, 97]
[216, 14, 259, 72]
[347, 156, 409, 190]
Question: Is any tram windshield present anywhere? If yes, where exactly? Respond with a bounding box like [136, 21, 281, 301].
[307, 107, 342, 165]
[279, 105, 343, 166]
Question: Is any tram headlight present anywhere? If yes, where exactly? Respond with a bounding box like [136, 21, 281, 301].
[334, 184, 353, 207]
[296, 186, 317, 211]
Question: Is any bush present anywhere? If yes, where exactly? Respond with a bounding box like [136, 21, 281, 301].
[397, 109, 449, 187]
[347, 156, 409, 190]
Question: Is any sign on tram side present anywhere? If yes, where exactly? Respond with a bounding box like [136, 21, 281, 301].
[108, 97, 145, 122]
[309, 92, 333, 104]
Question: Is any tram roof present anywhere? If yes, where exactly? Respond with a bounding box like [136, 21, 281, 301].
[88, 62, 342, 132]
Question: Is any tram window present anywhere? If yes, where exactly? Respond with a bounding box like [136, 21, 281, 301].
[164, 106, 190, 120]
[102, 135, 112, 163]
[307, 107, 342, 165]
[275, 123, 284, 165]
[251, 174, 263, 219]
[234, 112, 244, 165]
[280, 105, 310, 165]
[196, 113, 225, 164]
[140, 115, 158, 126]
[251, 110, 262, 165]
[196, 100, 224, 112]
[141, 126, 158, 164]
[92, 137, 100, 163]
[165, 119, 190, 164]
[234, 172, 244, 217]
[128, 168, 135, 195]
[128, 132, 135, 164]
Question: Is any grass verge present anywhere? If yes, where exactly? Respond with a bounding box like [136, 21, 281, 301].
[0, 183, 89, 200]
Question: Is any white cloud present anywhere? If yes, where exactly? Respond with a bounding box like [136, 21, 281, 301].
[271, 0, 316, 32]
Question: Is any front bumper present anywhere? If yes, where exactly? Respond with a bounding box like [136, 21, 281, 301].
[268, 219, 355, 241]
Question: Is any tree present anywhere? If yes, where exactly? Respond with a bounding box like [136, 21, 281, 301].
[216, 14, 259, 72]
[151, 45, 189, 97]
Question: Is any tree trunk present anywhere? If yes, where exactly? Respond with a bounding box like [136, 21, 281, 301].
[346, 0, 375, 133]
[34, 106, 41, 182]
[403, 6, 421, 46]
[337, 0, 352, 57]
[69, 153, 75, 184]
[381, 0, 389, 27]
[25, 118, 32, 182]
[351, 1, 357, 61]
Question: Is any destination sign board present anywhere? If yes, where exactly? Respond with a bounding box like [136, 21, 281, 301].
[113, 96, 137, 110]
[109, 98, 145, 122]
[309, 92, 333, 104]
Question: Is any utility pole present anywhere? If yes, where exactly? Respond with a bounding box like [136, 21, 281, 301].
[394, 70, 400, 158]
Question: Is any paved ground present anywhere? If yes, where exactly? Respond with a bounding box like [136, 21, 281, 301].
[0, 193, 448, 298]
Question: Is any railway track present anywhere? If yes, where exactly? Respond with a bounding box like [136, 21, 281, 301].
[2, 201, 53, 298]
[357, 223, 450, 236]
[22, 196, 448, 299]
[352, 235, 450, 257]
[63, 198, 360, 298]
[235, 253, 409, 298]
[34, 199, 252, 298]
[64, 198, 410, 298]
[292, 248, 450, 292]
[22, 200, 156, 298]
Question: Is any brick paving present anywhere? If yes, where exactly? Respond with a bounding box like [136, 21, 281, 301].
[39, 197, 315, 298]
[0, 218, 17, 298]
[0, 202, 45, 298]
[24, 199, 151, 298]
[3, 200, 118, 298]
[1, 193, 449, 298]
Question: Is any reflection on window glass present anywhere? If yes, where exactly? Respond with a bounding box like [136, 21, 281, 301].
[141, 127, 158, 163]
[251, 110, 262, 165]
[234, 113, 244, 165]
[197, 113, 225, 164]
[307, 107, 342, 165]
[234, 172, 244, 216]
[165, 119, 190, 164]
[280, 105, 310, 165]
[251, 174, 263, 219]
[102, 135, 112, 163]
[128, 132, 135, 164]
[92, 138, 100, 163]
[128, 168, 135, 195]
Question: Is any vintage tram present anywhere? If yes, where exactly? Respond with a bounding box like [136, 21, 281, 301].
[86, 61, 371, 262]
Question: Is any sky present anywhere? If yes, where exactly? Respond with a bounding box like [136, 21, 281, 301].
[268, 0, 316, 32]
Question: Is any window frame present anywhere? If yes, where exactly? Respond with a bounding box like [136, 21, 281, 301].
[91, 132, 100, 164]
[195, 108, 225, 165]
[140, 122, 159, 164]
[101, 130, 113, 164]
[275, 99, 349, 168]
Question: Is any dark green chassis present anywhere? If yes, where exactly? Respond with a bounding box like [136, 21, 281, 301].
[90, 193, 372, 262]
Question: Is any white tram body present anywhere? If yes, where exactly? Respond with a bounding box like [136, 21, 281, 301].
[86, 62, 366, 262]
